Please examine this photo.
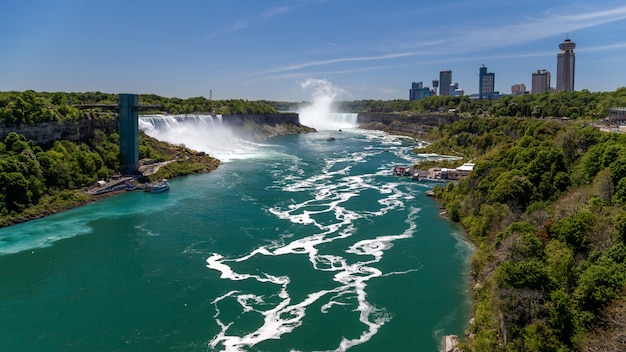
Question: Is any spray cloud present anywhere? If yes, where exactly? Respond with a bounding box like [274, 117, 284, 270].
[298, 79, 356, 131]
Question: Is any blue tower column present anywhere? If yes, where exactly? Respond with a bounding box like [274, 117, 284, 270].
[119, 94, 139, 174]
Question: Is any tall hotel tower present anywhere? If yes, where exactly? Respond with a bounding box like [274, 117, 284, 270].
[532, 69, 551, 94]
[439, 71, 452, 96]
[556, 38, 576, 92]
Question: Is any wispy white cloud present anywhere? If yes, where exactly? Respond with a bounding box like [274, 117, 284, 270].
[261, 3, 626, 75]
[446, 4, 626, 54]
[261, 6, 290, 19]
[578, 41, 626, 53]
[263, 51, 427, 74]
[245, 63, 396, 86]
[199, 4, 298, 42]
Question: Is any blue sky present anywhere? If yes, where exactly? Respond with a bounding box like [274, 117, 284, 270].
[1, 0, 626, 101]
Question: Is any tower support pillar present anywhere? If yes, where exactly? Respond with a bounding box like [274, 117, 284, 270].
[119, 94, 139, 174]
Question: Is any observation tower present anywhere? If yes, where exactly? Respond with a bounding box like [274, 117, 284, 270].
[556, 38, 576, 92]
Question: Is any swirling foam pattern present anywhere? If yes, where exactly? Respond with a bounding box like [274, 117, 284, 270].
[206, 130, 431, 351]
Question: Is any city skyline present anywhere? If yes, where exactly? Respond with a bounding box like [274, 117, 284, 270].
[416, 36, 572, 98]
[2, 1, 626, 101]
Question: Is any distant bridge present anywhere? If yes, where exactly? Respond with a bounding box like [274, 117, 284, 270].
[75, 103, 164, 111]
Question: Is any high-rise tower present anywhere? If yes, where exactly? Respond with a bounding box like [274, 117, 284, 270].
[479, 65, 495, 100]
[439, 71, 452, 96]
[532, 69, 551, 94]
[556, 38, 576, 92]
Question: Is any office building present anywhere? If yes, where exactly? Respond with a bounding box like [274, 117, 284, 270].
[532, 69, 551, 94]
[556, 38, 576, 92]
[479, 65, 495, 100]
[439, 71, 452, 96]
[409, 81, 433, 101]
[432, 80, 439, 96]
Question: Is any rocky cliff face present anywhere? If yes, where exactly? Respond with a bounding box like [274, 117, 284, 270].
[221, 113, 300, 126]
[357, 112, 460, 126]
[0, 117, 118, 145]
[222, 113, 315, 141]
[357, 112, 460, 136]
[0, 113, 306, 145]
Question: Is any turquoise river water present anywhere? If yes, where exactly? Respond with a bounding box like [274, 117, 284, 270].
[0, 123, 473, 351]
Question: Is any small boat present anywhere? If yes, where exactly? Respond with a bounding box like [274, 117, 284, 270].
[145, 179, 170, 193]
[392, 166, 411, 176]
[327, 137, 336, 141]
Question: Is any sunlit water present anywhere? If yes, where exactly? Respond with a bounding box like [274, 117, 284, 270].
[0, 127, 473, 351]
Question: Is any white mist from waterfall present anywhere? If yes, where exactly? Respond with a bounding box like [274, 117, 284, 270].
[139, 115, 263, 162]
[138, 80, 356, 161]
[298, 79, 358, 131]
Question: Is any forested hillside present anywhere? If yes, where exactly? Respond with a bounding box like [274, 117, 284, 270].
[424, 118, 626, 351]
[0, 90, 278, 126]
[335, 88, 626, 119]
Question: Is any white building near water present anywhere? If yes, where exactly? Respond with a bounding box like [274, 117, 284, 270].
[433, 163, 475, 180]
[455, 163, 475, 177]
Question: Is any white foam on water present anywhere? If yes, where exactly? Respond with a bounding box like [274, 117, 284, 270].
[205, 142, 426, 351]
[202, 81, 445, 351]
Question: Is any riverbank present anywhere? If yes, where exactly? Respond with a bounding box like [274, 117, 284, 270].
[0, 154, 220, 229]
[0, 188, 130, 228]
[0, 117, 313, 229]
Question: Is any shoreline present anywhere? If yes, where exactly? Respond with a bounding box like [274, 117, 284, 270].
[0, 188, 131, 228]
[0, 158, 220, 229]
[0, 121, 308, 229]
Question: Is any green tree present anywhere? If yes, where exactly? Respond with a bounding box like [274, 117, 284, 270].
[548, 288, 579, 346]
[496, 258, 552, 291]
[488, 171, 534, 210]
[549, 211, 595, 252]
[575, 259, 626, 313]
[545, 239, 576, 290]
[0, 172, 31, 211]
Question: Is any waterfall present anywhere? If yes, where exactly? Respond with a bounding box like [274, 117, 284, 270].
[331, 112, 358, 126]
[139, 114, 223, 132]
[139, 114, 263, 162]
